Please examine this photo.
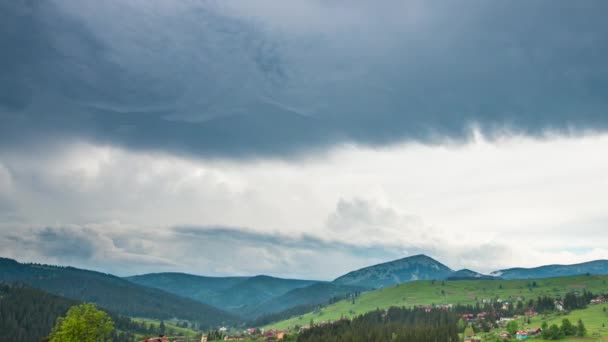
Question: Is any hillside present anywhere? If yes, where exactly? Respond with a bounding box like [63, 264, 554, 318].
[267, 274, 608, 330]
[0, 283, 78, 342]
[333, 254, 453, 288]
[125, 272, 248, 304]
[242, 282, 365, 318]
[0, 258, 238, 327]
[126, 273, 319, 312]
[0, 283, 177, 342]
[491, 259, 608, 279]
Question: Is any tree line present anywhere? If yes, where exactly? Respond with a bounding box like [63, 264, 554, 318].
[297, 307, 459, 342]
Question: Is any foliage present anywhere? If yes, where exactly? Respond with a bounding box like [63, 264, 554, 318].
[0, 258, 238, 327]
[49, 303, 114, 342]
[559, 318, 576, 336]
[463, 325, 475, 337]
[297, 307, 459, 342]
[268, 274, 608, 331]
[542, 324, 563, 340]
[0, 283, 165, 342]
[563, 290, 594, 311]
[505, 320, 518, 335]
[577, 319, 587, 337]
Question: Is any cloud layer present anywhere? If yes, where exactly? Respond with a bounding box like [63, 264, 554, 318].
[1, 131, 608, 278]
[1, 0, 608, 158]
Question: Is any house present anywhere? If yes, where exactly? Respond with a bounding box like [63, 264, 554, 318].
[526, 328, 541, 336]
[555, 300, 564, 311]
[462, 313, 476, 321]
[591, 296, 606, 305]
[464, 337, 482, 342]
[498, 332, 511, 340]
[246, 328, 260, 335]
[515, 328, 540, 340]
[144, 337, 170, 342]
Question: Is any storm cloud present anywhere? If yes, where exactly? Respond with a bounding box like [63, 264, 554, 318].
[2, 0, 608, 157]
[2, 1, 608, 278]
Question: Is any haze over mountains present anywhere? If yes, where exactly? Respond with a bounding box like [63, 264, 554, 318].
[491, 260, 608, 280]
[0, 257, 238, 328]
[3, 253, 608, 327]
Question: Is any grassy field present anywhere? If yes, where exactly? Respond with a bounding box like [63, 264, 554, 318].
[480, 303, 608, 341]
[131, 318, 203, 340]
[265, 274, 608, 331]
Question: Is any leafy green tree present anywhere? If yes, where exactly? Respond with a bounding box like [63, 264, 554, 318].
[577, 319, 587, 337]
[560, 318, 576, 336]
[463, 325, 475, 338]
[506, 320, 518, 335]
[543, 324, 563, 340]
[457, 318, 465, 332]
[49, 303, 114, 342]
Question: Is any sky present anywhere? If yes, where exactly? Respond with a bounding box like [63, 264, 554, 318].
[1, 0, 608, 279]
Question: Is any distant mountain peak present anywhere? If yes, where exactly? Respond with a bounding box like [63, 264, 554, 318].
[332, 254, 453, 289]
[491, 259, 608, 279]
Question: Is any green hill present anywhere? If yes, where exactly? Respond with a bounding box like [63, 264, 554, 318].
[125, 272, 247, 303]
[126, 273, 319, 314]
[333, 254, 453, 289]
[0, 283, 195, 342]
[266, 274, 608, 330]
[242, 282, 365, 318]
[0, 257, 238, 328]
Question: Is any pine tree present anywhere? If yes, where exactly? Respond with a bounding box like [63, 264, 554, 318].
[577, 319, 586, 337]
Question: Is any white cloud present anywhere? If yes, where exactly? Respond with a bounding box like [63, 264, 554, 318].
[1, 130, 608, 277]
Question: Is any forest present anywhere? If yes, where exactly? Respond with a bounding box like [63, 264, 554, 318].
[297, 307, 459, 342]
[0, 283, 160, 342]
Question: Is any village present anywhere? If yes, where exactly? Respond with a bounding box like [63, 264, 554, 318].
[139, 293, 608, 342]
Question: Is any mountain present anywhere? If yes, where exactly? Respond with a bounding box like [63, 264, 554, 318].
[333, 255, 453, 289]
[205, 275, 319, 311]
[446, 269, 497, 280]
[126, 273, 319, 312]
[0, 257, 238, 327]
[126, 272, 248, 303]
[242, 282, 366, 318]
[491, 260, 608, 280]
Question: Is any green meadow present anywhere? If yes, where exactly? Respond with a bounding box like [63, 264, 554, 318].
[266, 275, 608, 331]
[480, 303, 608, 341]
[131, 318, 202, 340]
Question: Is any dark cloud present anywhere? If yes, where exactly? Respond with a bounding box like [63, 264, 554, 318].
[2, 0, 608, 158]
[173, 225, 411, 260]
[6, 226, 97, 260]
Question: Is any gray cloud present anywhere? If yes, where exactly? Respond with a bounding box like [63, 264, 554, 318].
[2, 0, 608, 158]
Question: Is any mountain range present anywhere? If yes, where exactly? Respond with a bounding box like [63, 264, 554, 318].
[491, 259, 608, 279]
[0, 257, 237, 328]
[2, 254, 608, 327]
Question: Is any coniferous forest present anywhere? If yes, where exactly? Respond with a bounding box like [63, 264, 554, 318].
[0, 283, 151, 342]
[297, 307, 459, 342]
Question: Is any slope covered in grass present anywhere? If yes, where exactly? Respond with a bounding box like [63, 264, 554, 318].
[266, 274, 608, 330]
